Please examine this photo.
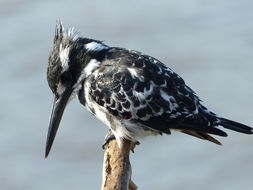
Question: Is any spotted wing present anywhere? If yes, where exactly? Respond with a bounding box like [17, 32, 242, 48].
[89, 48, 226, 138]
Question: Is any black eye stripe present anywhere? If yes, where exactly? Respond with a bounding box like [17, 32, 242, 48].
[60, 71, 73, 83]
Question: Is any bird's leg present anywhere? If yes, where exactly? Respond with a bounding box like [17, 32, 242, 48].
[102, 130, 140, 152]
[102, 130, 115, 149]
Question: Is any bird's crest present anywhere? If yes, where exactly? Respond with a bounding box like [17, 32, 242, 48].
[54, 20, 79, 44]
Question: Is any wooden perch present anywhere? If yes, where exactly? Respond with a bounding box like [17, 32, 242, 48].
[101, 138, 137, 190]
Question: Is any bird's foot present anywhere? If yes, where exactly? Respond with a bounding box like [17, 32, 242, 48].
[102, 130, 140, 152]
[102, 130, 115, 149]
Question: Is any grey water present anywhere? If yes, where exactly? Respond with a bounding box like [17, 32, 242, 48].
[0, 0, 253, 189]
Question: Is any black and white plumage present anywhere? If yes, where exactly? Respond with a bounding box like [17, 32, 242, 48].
[46, 21, 253, 157]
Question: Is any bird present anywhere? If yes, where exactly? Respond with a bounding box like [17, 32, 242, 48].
[45, 21, 253, 157]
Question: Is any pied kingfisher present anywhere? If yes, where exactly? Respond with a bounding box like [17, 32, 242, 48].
[45, 21, 252, 157]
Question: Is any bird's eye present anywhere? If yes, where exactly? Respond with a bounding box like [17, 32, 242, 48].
[60, 71, 73, 83]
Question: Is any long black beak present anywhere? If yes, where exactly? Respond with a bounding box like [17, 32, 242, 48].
[45, 85, 73, 158]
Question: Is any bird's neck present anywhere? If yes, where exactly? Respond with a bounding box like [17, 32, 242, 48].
[75, 46, 109, 107]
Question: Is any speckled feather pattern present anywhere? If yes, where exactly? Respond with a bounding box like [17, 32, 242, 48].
[81, 48, 228, 142]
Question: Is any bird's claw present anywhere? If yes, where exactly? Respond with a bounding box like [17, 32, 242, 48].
[102, 130, 140, 152]
[130, 141, 140, 153]
[102, 130, 115, 149]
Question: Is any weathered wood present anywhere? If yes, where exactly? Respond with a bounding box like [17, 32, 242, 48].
[101, 138, 137, 190]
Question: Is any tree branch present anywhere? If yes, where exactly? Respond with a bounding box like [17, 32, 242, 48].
[101, 138, 137, 190]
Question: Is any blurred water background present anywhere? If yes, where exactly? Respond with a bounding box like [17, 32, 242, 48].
[0, 0, 253, 189]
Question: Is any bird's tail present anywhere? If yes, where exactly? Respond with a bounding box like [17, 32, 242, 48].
[219, 118, 253, 134]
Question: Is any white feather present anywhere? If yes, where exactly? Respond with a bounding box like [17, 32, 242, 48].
[122, 120, 159, 139]
[143, 83, 154, 97]
[160, 89, 178, 111]
[56, 83, 66, 95]
[160, 89, 171, 102]
[128, 68, 138, 78]
[59, 44, 70, 72]
[83, 59, 101, 76]
[85, 42, 108, 51]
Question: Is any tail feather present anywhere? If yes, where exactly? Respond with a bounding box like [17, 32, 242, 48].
[181, 130, 222, 145]
[219, 118, 253, 134]
[174, 116, 252, 145]
[175, 123, 228, 137]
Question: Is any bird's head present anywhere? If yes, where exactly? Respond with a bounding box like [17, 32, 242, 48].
[46, 21, 108, 157]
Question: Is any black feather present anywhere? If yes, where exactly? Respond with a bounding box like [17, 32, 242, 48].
[219, 118, 253, 134]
